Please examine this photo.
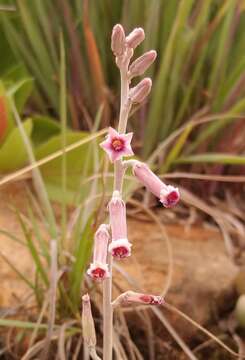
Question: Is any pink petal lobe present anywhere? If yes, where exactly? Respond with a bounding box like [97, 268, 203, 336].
[108, 127, 119, 138]
[124, 132, 133, 143]
[100, 139, 111, 151]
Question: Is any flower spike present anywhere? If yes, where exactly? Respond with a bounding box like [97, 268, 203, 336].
[108, 191, 132, 259]
[87, 224, 110, 281]
[133, 161, 180, 208]
[100, 127, 134, 163]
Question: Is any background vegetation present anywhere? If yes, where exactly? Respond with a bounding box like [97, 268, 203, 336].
[0, 1, 244, 358]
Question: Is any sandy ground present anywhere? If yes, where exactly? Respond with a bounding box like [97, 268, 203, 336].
[0, 182, 238, 340]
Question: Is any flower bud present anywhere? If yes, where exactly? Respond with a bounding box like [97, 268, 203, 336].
[87, 224, 110, 280]
[129, 50, 157, 78]
[112, 291, 164, 308]
[108, 191, 132, 259]
[133, 162, 180, 208]
[82, 294, 97, 348]
[129, 78, 152, 103]
[126, 28, 145, 49]
[111, 24, 126, 57]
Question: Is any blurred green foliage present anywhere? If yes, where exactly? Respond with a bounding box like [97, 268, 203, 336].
[0, 0, 245, 170]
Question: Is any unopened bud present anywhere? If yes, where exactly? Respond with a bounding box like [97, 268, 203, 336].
[129, 51, 157, 78]
[126, 28, 145, 49]
[129, 78, 152, 103]
[111, 24, 126, 57]
[82, 294, 96, 349]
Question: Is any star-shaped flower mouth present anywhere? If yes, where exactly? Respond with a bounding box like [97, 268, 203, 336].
[111, 246, 129, 259]
[100, 127, 134, 162]
[111, 137, 125, 151]
[87, 263, 110, 281]
[90, 268, 106, 279]
[160, 186, 180, 208]
[139, 294, 164, 305]
[108, 238, 132, 260]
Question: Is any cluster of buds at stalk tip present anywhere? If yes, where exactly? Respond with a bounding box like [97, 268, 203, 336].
[100, 26, 156, 164]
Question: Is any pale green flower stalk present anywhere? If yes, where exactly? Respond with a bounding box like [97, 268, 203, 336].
[82, 24, 180, 360]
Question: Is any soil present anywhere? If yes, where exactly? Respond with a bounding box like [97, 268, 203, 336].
[0, 183, 240, 359]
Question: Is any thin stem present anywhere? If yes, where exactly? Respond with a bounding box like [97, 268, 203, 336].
[103, 61, 131, 360]
[103, 255, 113, 360]
[114, 68, 130, 192]
[90, 348, 102, 360]
[118, 70, 130, 133]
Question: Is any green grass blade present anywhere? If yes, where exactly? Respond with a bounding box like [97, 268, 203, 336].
[0, 229, 26, 247]
[175, 153, 245, 165]
[28, 206, 50, 263]
[0, 319, 48, 330]
[208, 0, 236, 101]
[0, 250, 35, 290]
[187, 101, 245, 154]
[17, 211, 49, 287]
[10, 100, 58, 239]
[144, 0, 195, 156]
[161, 123, 193, 173]
[60, 32, 67, 251]
[70, 215, 94, 308]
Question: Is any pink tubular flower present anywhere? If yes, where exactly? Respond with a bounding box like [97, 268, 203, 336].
[87, 224, 110, 280]
[133, 161, 180, 208]
[100, 127, 134, 163]
[108, 191, 132, 259]
[112, 291, 164, 308]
